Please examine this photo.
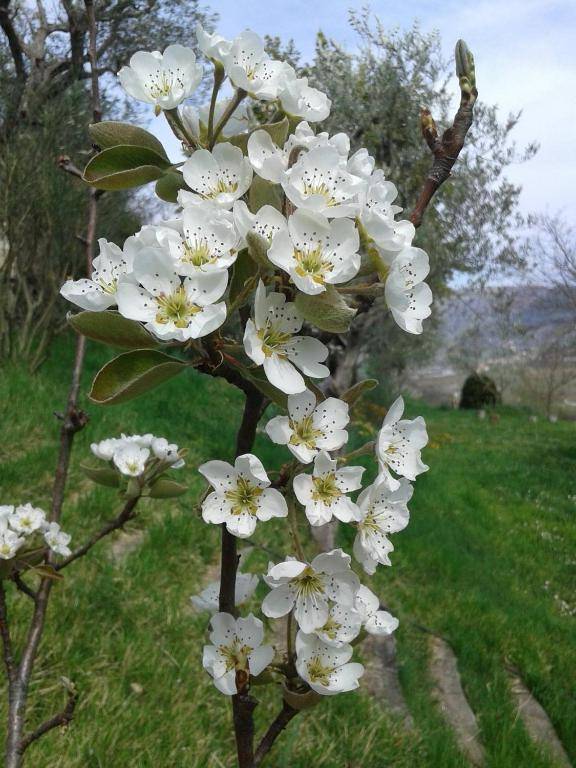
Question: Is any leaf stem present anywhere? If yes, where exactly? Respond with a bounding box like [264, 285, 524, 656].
[209, 88, 247, 149]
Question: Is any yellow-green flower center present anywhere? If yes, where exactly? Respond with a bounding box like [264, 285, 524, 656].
[257, 325, 292, 358]
[320, 615, 341, 641]
[155, 286, 201, 328]
[311, 473, 341, 505]
[294, 566, 325, 597]
[98, 278, 118, 295]
[225, 476, 263, 517]
[293, 245, 333, 284]
[182, 239, 215, 267]
[219, 640, 253, 671]
[306, 655, 333, 686]
[203, 178, 239, 199]
[0, 544, 12, 557]
[289, 415, 323, 449]
[302, 181, 337, 207]
[358, 509, 380, 535]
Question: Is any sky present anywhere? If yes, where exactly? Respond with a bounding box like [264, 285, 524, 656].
[154, 0, 576, 225]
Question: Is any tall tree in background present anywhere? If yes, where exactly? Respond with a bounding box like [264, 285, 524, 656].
[0, 0, 215, 369]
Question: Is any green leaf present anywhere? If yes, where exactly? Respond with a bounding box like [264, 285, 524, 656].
[228, 117, 289, 154]
[246, 231, 272, 269]
[15, 547, 47, 570]
[68, 311, 159, 350]
[155, 170, 187, 203]
[249, 175, 283, 213]
[294, 286, 357, 333]
[80, 463, 120, 488]
[341, 379, 378, 406]
[89, 121, 169, 159]
[90, 349, 188, 406]
[31, 564, 63, 581]
[229, 249, 259, 306]
[146, 477, 188, 498]
[83, 145, 170, 191]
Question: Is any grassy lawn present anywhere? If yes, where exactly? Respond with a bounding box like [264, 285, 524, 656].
[0, 335, 574, 767]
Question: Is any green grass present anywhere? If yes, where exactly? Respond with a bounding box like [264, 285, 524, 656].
[0, 335, 574, 767]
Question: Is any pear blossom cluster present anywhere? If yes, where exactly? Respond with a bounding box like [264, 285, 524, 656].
[91, 433, 185, 477]
[60, 24, 436, 706]
[0, 504, 71, 561]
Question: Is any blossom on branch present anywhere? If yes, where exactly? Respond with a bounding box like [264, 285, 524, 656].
[268, 209, 360, 294]
[295, 631, 364, 695]
[375, 397, 429, 489]
[243, 281, 329, 394]
[116, 248, 227, 341]
[203, 612, 274, 695]
[354, 585, 399, 636]
[265, 390, 349, 464]
[118, 45, 203, 112]
[199, 454, 287, 538]
[385, 247, 433, 334]
[293, 451, 364, 527]
[181, 143, 253, 209]
[262, 549, 359, 633]
[353, 479, 412, 574]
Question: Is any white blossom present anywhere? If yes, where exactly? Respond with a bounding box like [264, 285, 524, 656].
[166, 204, 240, 277]
[222, 30, 291, 100]
[243, 281, 329, 395]
[232, 201, 287, 245]
[113, 443, 150, 477]
[353, 479, 412, 574]
[191, 572, 258, 613]
[354, 585, 399, 636]
[199, 454, 287, 539]
[181, 143, 253, 210]
[203, 612, 274, 695]
[150, 437, 185, 469]
[293, 451, 364, 527]
[118, 45, 203, 111]
[268, 209, 360, 295]
[247, 122, 348, 184]
[265, 390, 349, 464]
[385, 247, 433, 334]
[347, 148, 376, 179]
[43, 522, 72, 557]
[116, 248, 227, 341]
[0, 522, 24, 560]
[9, 503, 46, 535]
[279, 75, 331, 122]
[282, 146, 365, 219]
[262, 549, 359, 633]
[295, 631, 364, 695]
[376, 397, 428, 489]
[60, 237, 135, 311]
[313, 603, 362, 647]
[195, 23, 232, 63]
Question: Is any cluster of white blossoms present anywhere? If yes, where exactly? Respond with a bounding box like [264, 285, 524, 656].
[197, 393, 428, 695]
[62, 25, 433, 703]
[60, 26, 432, 379]
[91, 433, 185, 478]
[0, 504, 71, 561]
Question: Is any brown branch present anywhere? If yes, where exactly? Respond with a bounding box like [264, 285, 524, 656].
[254, 702, 299, 767]
[55, 496, 140, 571]
[0, 1, 27, 82]
[3, 6, 102, 765]
[20, 687, 78, 752]
[218, 389, 266, 768]
[0, 583, 16, 684]
[409, 40, 478, 229]
[12, 575, 37, 603]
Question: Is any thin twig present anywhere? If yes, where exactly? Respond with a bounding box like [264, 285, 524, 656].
[12, 575, 37, 603]
[253, 702, 298, 767]
[409, 40, 478, 229]
[20, 687, 78, 752]
[55, 496, 140, 571]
